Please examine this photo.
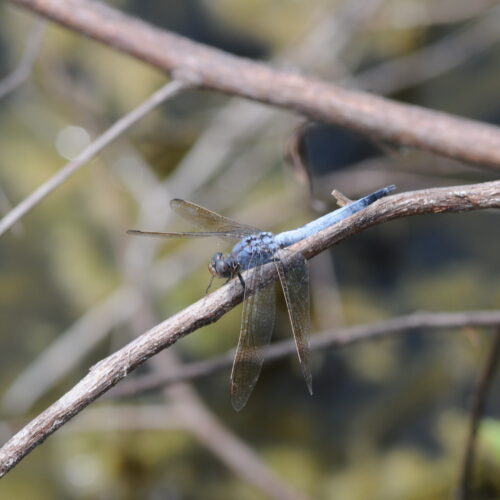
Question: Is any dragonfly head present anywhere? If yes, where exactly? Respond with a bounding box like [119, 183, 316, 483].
[208, 252, 239, 279]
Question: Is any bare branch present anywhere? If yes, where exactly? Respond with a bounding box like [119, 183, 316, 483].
[0, 79, 190, 237]
[110, 310, 500, 398]
[0, 18, 46, 100]
[455, 327, 500, 500]
[0, 187, 24, 237]
[8, 0, 500, 169]
[0, 181, 499, 477]
[296, 181, 500, 260]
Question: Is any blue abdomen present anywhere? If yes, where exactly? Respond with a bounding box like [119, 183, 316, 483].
[275, 185, 395, 247]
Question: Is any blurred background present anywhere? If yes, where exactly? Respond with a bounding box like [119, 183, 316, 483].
[1, 0, 500, 498]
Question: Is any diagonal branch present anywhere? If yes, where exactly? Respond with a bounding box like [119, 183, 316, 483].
[0, 181, 499, 477]
[8, 0, 500, 169]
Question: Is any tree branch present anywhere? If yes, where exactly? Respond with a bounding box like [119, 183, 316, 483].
[0, 181, 499, 477]
[109, 310, 500, 398]
[9, 0, 500, 169]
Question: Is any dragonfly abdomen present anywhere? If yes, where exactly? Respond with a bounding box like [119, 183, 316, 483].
[275, 185, 396, 247]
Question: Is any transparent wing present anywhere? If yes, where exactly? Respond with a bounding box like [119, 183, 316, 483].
[230, 252, 275, 411]
[274, 248, 312, 395]
[170, 199, 261, 237]
[126, 229, 243, 239]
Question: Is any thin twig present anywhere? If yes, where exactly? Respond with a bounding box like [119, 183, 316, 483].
[0, 181, 500, 477]
[0, 187, 24, 237]
[0, 79, 190, 237]
[0, 18, 46, 100]
[455, 327, 500, 500]
[109, 310, 500, 398]
[8, 0, 500, 169]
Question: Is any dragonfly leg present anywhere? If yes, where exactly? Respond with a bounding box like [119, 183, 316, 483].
[205, 275, 215, 295]
[236, 272, 246, 290]
[221, 273, 244, 288]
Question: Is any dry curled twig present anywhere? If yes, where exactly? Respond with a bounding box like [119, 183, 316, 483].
[8, 0, 500, 169]
[0, 181, 499, 477]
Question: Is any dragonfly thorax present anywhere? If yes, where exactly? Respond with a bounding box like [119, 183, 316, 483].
[208, 252, 240, 279]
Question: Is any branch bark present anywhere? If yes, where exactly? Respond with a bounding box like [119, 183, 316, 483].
[1, 181, 499, 477]
[9, 0, 500, 169]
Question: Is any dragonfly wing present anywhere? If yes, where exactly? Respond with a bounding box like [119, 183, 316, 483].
[126, 229, 242, 239]
[170, 199, 261, 237]
[230, 253, 275, 411]
[275, 248, 312, 395]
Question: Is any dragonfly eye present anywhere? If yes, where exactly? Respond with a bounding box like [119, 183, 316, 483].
[208, 253, 234, 278]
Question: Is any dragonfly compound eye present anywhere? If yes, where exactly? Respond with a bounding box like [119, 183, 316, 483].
[208, 253, 234, 278]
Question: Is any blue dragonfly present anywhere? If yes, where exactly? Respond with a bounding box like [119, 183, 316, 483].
[128, 185, 395, 410]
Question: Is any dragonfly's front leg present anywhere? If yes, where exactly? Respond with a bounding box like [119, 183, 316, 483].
[221, 271, 245, 289]
[205, 275, 215, 295]
[235, 272, 245, 289]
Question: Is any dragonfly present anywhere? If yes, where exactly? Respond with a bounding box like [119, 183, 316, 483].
[127, 185, 396, 410]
